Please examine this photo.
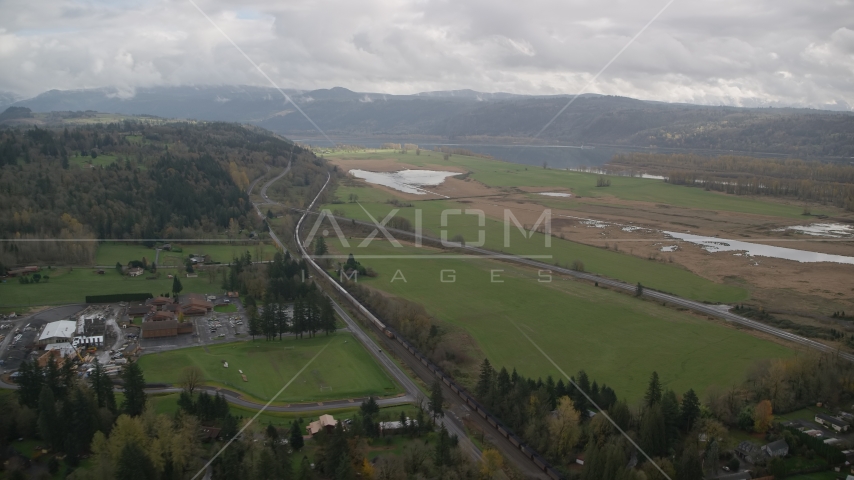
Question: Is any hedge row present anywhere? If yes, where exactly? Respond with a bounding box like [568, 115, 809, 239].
[85, 293, 153, 303]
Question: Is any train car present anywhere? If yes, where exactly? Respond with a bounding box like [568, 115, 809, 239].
[420, 357, 429, 367]
[476, 406, 488, 419]
[533, 454, 547, 470]
[497, 425, 509, 438]
[546, 466, 563, 480]
[486, 415, 498, 428]
[408, 345, 416, 354]
[442, 376, 451, 386]
[466, 397, 477, 409]
[384, 330, 394, 339]
[520, 445, 534, 459]
[450, 384, 460, 394]
[508, 434, 521, 447]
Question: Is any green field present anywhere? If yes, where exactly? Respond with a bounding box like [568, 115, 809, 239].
[0, 266, 222, 307]
[328, 239, 794, 401]
[95, 242, 278, 267]
[137, 334, 402, 403]
[324, 193, 748, 303]
[328, 149, 821, 218]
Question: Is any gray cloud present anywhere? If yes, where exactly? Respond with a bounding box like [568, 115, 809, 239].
[0, 0, 851, 109]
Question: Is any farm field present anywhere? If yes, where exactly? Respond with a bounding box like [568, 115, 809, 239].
[327, 239, 794, 402]
[0, 266, 222, 307]
[327, 149, 820, 218]
[324, 195, 748, 303]
[137, 334, 402, 403]
[95, 242, 277, 266]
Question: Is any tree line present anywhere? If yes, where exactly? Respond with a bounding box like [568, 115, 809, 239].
[608, 152, 854, 211]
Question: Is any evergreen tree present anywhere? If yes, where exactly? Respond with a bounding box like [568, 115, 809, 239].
[640, 404, 667, 457]
[16, 360, 43, 409]
[497, 367, 512, 396]
[172, 276, 183, 296]
[314, 236, 328, 256]
[37, 385, 60, 449]
[290, 420, 305, 451]
[429, 380, 444, 421]
[660, 389, 681, 448]
[121, 362, 147, 416]
[360, 396, 379, 417]
[275, 302, 289, 340]
[644, 371, 662, 408]
[90, 358, 117, 412]
[293, 297, 306, 339]
[433, 423, 453, 467]
[680, 389, 701, 432]
[476, 358, 494, 402]
[249, 311, 261, 340]
[320, 296, 336, 335]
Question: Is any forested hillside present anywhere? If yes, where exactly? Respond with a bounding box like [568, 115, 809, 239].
[0, 121, 310, 265]
[9, 86, 854, 158]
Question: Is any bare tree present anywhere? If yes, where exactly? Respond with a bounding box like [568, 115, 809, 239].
[180, 366, 204, 395]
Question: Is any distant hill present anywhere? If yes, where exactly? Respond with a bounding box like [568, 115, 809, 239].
[9, 85, 854, 158]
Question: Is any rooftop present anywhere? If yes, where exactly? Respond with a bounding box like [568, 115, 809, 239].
[38, 320, 77, 341]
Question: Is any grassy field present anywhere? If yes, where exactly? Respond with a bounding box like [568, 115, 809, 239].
[328, 149, 823, 218]
[0, 266, 223, 307]
[137, 334, 402, 403]
[95, 242, 278, 267]
[328, 239, 793, 402]
[324, 195, 748, 303]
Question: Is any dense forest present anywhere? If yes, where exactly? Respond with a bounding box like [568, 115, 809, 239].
[0, 121, 312, 265]
[607, 152, 854, 211]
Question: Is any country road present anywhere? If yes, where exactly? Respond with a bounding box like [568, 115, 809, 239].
[309, 211, 854, 363]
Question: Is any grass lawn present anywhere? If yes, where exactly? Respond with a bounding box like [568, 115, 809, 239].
[777, 406, 834, 422]
[95, 242, 278, 267]
[0, 266, 223, 308]
[328, 149, 825, 218]
[214, 304, 238, 313]
[328, 239, 794, 401]
[324, 197, 748, 303]
[137, 334, 402, 403]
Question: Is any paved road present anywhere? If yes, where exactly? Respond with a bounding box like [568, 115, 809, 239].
[312, 212, 854, 363]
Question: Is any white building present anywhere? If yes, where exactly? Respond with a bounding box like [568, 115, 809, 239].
[37, 320, 77, 345]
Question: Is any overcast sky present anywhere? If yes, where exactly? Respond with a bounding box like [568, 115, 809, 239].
[0, 0, 852, 109]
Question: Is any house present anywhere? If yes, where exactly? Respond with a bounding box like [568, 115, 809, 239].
[37, 320, 77, 345]
[161, 244, 171, 251]
[227, 291, 240, 298]
[307, 414, 337, 436]
[142, 320, 176, 338]
[127, 267, 144, 277]
[6, 266, 39, 277]
[148, 296, 172, 307]
[762, 439, 789, 458]
[735, 441, 761, 462]
[816, 414, 850, 432]
[379, 418, 417, 435]
[199, 427, 221, 442]
[127, 304, 154, 317]
[152, 311, 176, 322]
[180, 293, 213, 315]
